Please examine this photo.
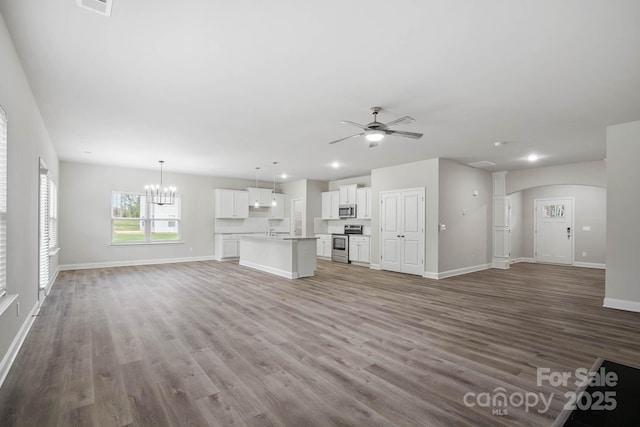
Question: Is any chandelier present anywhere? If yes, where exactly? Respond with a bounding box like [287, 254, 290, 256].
[145, 160, 176, 205]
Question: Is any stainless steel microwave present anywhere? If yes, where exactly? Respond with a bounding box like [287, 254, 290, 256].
[338, 205, 356, 218]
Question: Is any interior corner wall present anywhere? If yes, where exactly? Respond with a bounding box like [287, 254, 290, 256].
[305, 180, 328, 236]
[59, 161, 263, 267]
[518, 185, 606, 264]
[605, 120, 640, 309]
[0, 11, 59, 378]
[437, 159, 492, 273]
[371, 158, 439, 274]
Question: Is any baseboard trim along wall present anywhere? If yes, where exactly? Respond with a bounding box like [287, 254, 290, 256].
[0, 300, 39, 389]
[603, 298, 640, 313]
[59, 255, 216, 271]
[437, 263, 492, 280]
[369, 264, 381, 270]
[511, 257, 535, 264]
[574, 262, 606, 269]
[423, 271, 438, 280]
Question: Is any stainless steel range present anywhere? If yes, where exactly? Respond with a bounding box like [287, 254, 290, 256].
[331, 224, 363, 263]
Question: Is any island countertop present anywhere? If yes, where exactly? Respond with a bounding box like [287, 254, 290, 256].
[239, 234, 318, 241]
[238, 234, 317, 279]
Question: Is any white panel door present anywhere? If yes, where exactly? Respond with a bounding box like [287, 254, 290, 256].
[535, 198, 573, 265]
[400, 190, 423, 275]
[380, 192, 401, 272]
[380, 188, 425, 276]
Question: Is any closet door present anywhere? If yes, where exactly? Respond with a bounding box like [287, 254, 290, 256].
[380, 188, 425, 276]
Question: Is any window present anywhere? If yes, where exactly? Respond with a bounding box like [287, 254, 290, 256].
[0, 107, 7, 298]
[111, 192, 181, 243]
[39, 163, 58, 290]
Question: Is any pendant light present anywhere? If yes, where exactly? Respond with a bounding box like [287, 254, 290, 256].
[271, 161, 278, 206]
[144, 160, 176, 205]
[254, 167, 260, 208]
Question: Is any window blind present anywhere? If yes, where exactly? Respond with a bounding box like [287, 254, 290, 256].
[0, 106, 7, 298]
[39, 170, 50, 289]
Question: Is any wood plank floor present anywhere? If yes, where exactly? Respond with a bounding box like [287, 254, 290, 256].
[1, 260, 640, 426]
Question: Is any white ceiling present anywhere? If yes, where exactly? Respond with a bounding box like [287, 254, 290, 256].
[1, 0, 639, 182]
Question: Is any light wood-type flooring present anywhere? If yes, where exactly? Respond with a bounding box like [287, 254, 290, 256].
[1, 260, 640, 426]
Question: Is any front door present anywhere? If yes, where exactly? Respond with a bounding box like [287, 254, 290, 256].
[535, 198, 574, 265]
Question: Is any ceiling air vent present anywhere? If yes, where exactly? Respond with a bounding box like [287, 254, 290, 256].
[467, 161, 496, 169]
[77, 0, 113, 17]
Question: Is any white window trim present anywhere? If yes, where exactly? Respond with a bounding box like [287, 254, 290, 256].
[0, 106, 8, 299]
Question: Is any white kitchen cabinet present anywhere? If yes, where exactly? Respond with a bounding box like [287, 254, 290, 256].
[339, 184, 358, 205]
[214, 234, 241, 260]
[357, 187, 372, 219]
[321, 191, 339, 220]
[247, 187, 273, 207]
[269, 193, 286, 219]
[349, 236, 370, 264]
[214, 189, 249, 219]
[316, 234, 332, 258]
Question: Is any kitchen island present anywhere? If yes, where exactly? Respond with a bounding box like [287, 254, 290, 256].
[239, 234, 318, 279]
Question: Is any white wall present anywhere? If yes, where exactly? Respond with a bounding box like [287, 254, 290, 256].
[517, 185, 606, 265]
[371, 158, 439, 274]
[438, 160, 492, 273]
[59, 161, 269, 267]
[506, 160, 606, 194]
[0, 11, 58, 382]
[306, 180, 327, 236]
[605, 120, 640, 311]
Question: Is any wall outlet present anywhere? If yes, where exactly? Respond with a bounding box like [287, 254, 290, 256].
[439, 224, 446, 231]
[582, 251, 587, 257]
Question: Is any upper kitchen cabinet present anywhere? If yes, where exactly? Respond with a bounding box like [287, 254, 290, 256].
[321, 191, 339, 220]
[247, 187, 273, 207]
[357, 187, 372, 219]
[339, 184, 357, 205]
[214, 189, 249, 219]
[270, 193, 286, 219]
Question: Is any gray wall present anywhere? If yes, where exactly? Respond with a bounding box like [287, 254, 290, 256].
[328, 175, 371, 190]
[438, 159, 492, 272]
[506, 160, 606, 194]
[306, 180, 327, 236]
[59, 161, 266, 267]
[371, 158, 439, 274]
[509, 191, 524, 260]
[0, 11, 59, 379]
[605, 120, 640, 305]
[516, 185, 606, 264]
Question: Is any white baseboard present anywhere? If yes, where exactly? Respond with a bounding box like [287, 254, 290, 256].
[0, 300, 39, 389]
[369, 263, 381, 270]
[574, 262, 606, 269]
[238, 260, 296, 279]
[59, 255, 216, 271]
[423, 271, 438, 280]
[492, 258, 511, 269]
[603, 297, 640, 313]
[437, 263, 491, 280]
[511, 257, 535, 264]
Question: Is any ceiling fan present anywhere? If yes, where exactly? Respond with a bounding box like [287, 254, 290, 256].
[329, 106, 423, 147]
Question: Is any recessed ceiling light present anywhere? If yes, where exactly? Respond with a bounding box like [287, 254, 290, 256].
[527, 154, 539, 162]
[494, 141, 506, 147]
[281, 173, 288, 179]
[331, 161, 340, 168]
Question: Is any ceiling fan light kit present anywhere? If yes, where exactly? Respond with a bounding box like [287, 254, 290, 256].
[329, 106, 424, 147]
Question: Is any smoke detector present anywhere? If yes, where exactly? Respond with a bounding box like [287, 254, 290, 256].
[77, 0, 113, 17]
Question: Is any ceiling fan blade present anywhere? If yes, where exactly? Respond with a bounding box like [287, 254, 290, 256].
[384, 129, 424, 139]
[340, 121, 368, 129]
[384, 116, 415, 127]
[329, 133, 364, 144]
